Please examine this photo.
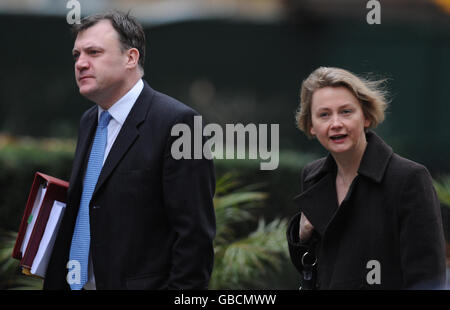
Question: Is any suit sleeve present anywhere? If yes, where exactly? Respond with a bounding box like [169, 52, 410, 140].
[398, 166, 447, 289]
[162, 110, 216, 289]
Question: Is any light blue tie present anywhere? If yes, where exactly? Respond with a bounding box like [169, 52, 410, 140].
[69, 110, 111, 290]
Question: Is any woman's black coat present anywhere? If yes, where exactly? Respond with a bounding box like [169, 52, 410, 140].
[287, 131, 446, 289]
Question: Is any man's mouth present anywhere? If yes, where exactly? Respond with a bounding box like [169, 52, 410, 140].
[79, 76, 94, 81]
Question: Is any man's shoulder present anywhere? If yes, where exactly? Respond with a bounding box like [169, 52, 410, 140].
[80, 105, 97, 123]
[146, 84, 199, 120]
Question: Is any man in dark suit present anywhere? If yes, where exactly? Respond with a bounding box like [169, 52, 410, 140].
[44, 11, 216, 290]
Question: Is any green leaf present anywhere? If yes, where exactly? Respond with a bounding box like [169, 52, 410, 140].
[433, 177, 450, 207]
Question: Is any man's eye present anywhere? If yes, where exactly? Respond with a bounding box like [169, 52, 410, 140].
[73, 54, 79, 61]
[89, 50, 99, 55]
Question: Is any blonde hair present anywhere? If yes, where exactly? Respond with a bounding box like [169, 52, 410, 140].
[296, 67, 388, 138]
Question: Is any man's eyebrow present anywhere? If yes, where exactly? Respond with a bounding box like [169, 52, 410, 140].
[72, 45, 103, 54]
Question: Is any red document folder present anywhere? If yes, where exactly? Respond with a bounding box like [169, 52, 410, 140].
[12, 172, 69, 275]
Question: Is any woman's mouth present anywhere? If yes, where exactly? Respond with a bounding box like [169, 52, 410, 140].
[330, 134, 348, 143]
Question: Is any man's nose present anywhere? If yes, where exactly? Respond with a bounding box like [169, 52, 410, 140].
[75, 54, 89, 71]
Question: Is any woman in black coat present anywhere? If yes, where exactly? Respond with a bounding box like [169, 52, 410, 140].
[286, 67, 446, 290]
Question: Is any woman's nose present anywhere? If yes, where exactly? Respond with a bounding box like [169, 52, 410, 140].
[330, 115, 343, 128]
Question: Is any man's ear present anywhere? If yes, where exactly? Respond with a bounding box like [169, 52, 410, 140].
[125, 48, 140, 69]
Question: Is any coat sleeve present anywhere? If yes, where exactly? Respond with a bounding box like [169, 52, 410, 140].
[286, 166, 318, 277]
[286, 212, 311, 273]
[162, 109, 216, 289]
[397, 166, 447, 289]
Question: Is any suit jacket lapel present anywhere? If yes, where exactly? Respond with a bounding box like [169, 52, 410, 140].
[92, 81, 155, 198]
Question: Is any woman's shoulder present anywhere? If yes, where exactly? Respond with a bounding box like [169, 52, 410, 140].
[303, 157, 327, 172]
[390, 153, 428, 172]
[387, 153, 432, 181]
[302, 157, 327, 176]
[300, 157, 329, 183]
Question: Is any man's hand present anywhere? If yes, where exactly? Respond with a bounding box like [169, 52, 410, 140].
[299, 212, 314, 242]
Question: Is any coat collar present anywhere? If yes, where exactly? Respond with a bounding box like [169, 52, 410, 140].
[304, 130, 393, 184]
[294, 130, 393, 236]
[357, 130, 393, 183]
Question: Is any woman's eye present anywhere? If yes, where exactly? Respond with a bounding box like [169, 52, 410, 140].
[319, 112, 328, 118]
[342, 109, 352, 114]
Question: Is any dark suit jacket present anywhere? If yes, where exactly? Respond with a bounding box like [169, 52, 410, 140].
[287, 130, 446, 289]
[44, 81, 216, 290]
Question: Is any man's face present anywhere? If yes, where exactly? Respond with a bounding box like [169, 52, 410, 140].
[72, 20, 129, 105]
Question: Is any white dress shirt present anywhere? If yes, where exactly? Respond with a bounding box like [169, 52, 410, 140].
[83, 79, 144, 290]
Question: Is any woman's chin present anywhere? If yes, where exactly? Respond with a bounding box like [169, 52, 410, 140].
[325, 141, 351, 154]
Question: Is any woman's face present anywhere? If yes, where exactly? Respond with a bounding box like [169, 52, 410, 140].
[309, 86, 370, 156]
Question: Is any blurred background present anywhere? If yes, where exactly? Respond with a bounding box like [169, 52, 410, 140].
[0, 0, 449, 289]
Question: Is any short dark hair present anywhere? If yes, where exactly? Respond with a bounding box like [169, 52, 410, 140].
[72, 10, 146, 71]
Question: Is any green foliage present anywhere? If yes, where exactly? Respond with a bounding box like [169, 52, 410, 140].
[433, 177, 450, 242]
[0, 230, 43, 290]
[0, 135, 74, 231]
[0, 135, 71, 289]
[210, 173, 289, 289]
[433, 176, 450, 207]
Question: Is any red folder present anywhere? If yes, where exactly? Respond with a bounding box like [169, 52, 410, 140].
[12, 172, 69, 273]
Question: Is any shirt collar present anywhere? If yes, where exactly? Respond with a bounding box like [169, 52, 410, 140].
[97, 79, 144, 125]
[304, 130, 393, 183]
